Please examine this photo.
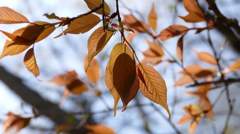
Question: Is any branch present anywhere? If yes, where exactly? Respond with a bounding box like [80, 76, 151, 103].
[0, 66, 76, 125]
[187, 78, 240, 88]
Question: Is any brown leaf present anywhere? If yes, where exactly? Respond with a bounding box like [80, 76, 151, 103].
[0, 22, 55, 58]
[113, 53, 139, 108]
[158, 25, 188, 41]
[24, 48, 40, 76]
[197, 51, 217, 65]
[0, 7, 29, 24]
[64, 14, 100, 34]
[84, 57, 100, 84]
[65, 79, 88, 96]
[3, 112, 31, 133]
[51, 70, 78, 86]
[86, 124, 115, 134]
[180, 0, 205, 23]
[224, 59, 240, 73]
[84, 0, 111, 15]
[123, 15, 148, 33]
[137, 64, 169, 114]
[87, 27, 113, 65]
[176, 35, 184, 63]
[148, 4, 157, 31]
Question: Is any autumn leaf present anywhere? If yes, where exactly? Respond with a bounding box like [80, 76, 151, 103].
[137, 64, 169, 114]
[176, 35, 185, 63]
[3, 112, 31, 133]
[84, 0, 111, 15]
[87, 27, 113, 65]
[50, 70, 78, 86]
[180, 0, 205, 23]
[84, 57, 100, 84]
[65, 79, 88, 96]
[142, 41, 164, 65]
[197, 51, 217, 65]
[123, 15, 149, 33]
[24, 47, 40, 76]
[158, 24, 188, 41]
[0, 7, 29, 24]
[148, 4, 157, 31]
[86, 124, 115, 134]
[0, 22, 55, 58]
[175, 74, 194, 87]
[224, 58, 240, 73]
[64, 14, 100, 34]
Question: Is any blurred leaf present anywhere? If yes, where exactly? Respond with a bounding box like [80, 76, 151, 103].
[84, 57, 100, 84]
[158, 24, 188, 41]
[0, 7, 29, 24]
[197, 51, 217, 65]
[176, 35, 185, 63]
[148, 4, 157, 31]
[123, 15, 149, 33]
[86, 124, 115, 134]
[51, 70, 78, 86]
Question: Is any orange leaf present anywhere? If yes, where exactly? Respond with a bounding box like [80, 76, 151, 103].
[64, 14, 100, 34]
[65, 79, 88, 96]
[84, 57, 100, 84]
[50, 70, 78, 86]
[176, 35, 184, 63]
[3, 112, 31, 133]
[158, 24, 188, 41]
[197, 51, 217, 65]
[224, 59, 240, 73]
[24, 47, 40, 76]
[0, 7, 29, 24]
[180, 0, 205, 23]
[87, 27, 113, 65]
[123, 15, 148, 33]
[84, 0, 111, 15]
[86, 124, 115, 134]
[137, 64, 169, 115]
[148, 4, 157, 31]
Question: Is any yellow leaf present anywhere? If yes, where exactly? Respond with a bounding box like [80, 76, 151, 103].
[3, 112, 31, 133]
[225, 59, 240, 73]
[197, 51, 217, 65]
[87, 27, 113, 65]
[50, 70, 78, 86]
[148, 4, 157, 31]
[158, 25, 188, 41]
[84, 57, 100, 84]
[64, 14, 100, 34]
[84, 0, 111, 15]
[24, 47, 40, 76]
[180, 0, 205, 23]
[137, 64, 169, 115]
[86, 124, 115, 134]
[0, 7, 29, 24]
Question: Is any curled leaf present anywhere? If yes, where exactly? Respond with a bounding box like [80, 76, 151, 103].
[24, 47, 40, 76]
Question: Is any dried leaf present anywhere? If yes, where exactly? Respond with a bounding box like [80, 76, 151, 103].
[84, 0, 111, 15]
[158, 25, 188, 41]
[123, 15, 148, 33]
[148, 4, 157, 31]
[84, 57, 100, 84]
[224, 59, 240, 73]
[176, 35, 184, 63]
[24, 48, 40, 76]
[0, 7, 29, 24]
[175, 74, 194, 87]
[51, 70, 78, 86]
[64, 14, 100, 34]
[86, 124, 115, 134]
[3, 112, 31, 133]
[65, 79, 88, 96]
[137, 64, 169, 114]
[87, 27, 113, 65]
[180, 0, 205, 23]
[197, 52, 217, 65]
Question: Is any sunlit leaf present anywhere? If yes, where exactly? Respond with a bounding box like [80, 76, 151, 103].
[84, 0, 111, 15]
[24, 47, 40, 76]
[0, 7, 29, 24]
[148, 4, 157, 31]
[84, 57, 100, 84]
[87, 27, 113, 66]
[176, 35, 185, 63]
[3, 112, 31, 133]
[50, 70, 78, 86]
[64, 14, 100, 34]
[86, 124, 115, 134]
[123, 15, 148, 33]
[158, 25, 188, 41]
[224, 59, 240, 73]
[197, 52, 217, 65]
[137, 64, 169, 114]
[65, 79, 88, 96]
